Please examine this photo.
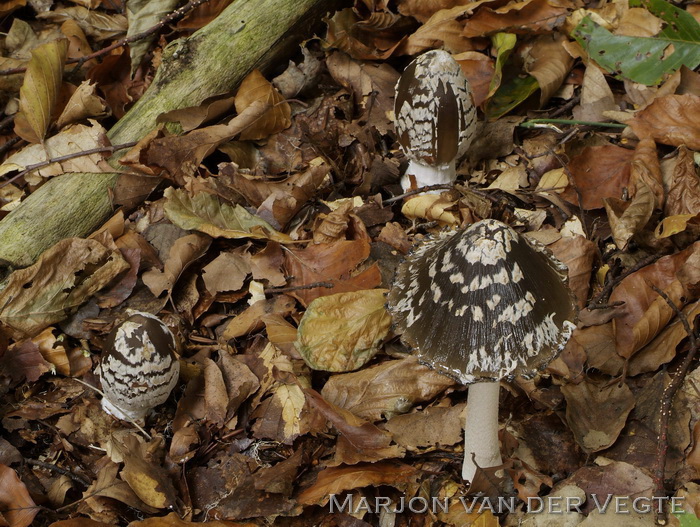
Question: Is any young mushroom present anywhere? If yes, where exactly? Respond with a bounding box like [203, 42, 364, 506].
[99, 311, 180, 422]
[387, 219, 576, 481]
[394, 49, 477, 191]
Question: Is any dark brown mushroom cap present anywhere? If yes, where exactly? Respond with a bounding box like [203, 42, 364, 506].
[387, 220, 577, 384]
[394, 50, 477, 167]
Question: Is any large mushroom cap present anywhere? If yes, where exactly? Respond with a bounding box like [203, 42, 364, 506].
[387, 219, 577, 384]
[394, 49, 477, 167]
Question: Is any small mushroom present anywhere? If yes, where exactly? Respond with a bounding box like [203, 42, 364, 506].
[99, 311, 180, 422]
[387, 219, 576, 481]
[394, 49, 477, 191]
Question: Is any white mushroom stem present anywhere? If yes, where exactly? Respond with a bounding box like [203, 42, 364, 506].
[462, 380, 503, 482]
[400, 159, 456, 192]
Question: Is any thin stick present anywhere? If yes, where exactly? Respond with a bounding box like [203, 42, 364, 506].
[0, 0, 212, 76]
[0, 141, 139, 189]
[26, 459, 91, 487]
[264, 281, 334, 294]
[519, 118, 627, 129]
[382, 184, 453, 205]
[648, 283, 698, 516]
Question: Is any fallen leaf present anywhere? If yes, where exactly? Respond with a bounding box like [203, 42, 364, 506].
[666, 146, 700, 217]
[142, 233, 211, 298]
[0, 464, 39, 527]
[219, 295, 296, 340]
[561, 379, 635, 452]
[283, 239, 382, 306]
[603, 178, 654, 250]
[321, 358, 457, 421]
[384, 403, 466, 449]
[14, 39, 68, 143]
[234, 69, 291, 140]
[296, 289, 391, 372]
[572, 63, 617, 122]
[56, 80, 108, 128]
[563, 145, 634, 209]
[0, 238, 129, 336]
[202, 251, 251, 295]
[297, 462, 419, 505]
[252, 382, 308, 444]
[610, 241, 700, 358]
[524, 33, 573, 106]
[401, 194, 460, 226]
[462, 0, 569, 38]
[163, 187, 291, 243]
[628, 94, 700, 149]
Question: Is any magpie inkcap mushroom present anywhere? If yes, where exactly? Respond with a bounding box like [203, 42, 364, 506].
[394, 49, 477, 191]
[99, 311, 180, 422]
[387, 219, 577, 481]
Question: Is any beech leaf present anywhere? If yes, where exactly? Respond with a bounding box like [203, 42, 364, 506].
[0, 238, 128, 336]
[234, 69, 291, 140]
[14, 38, 68, 143]
[296, 289, 392, 372]
[163, 187, 291, 243]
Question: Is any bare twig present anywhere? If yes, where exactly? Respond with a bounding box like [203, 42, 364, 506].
[26, 459, 91, 487]
[264, 281, 334, 294]
[0, 0, 212, 76]
[648, 283, 698, 516]
[382, 184, 453, 205]
[0, 141, 139, 189]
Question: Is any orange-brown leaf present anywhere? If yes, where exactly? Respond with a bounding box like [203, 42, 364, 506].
[628, 94, 700, 149]
[234, 69, 291, 141]
[0, 464, 39, 527]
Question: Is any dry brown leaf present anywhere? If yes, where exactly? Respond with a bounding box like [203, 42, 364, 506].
[561, 379, 634, 452]
[14, 39, 68, 143]
[121, 454, 177, 510]
[325, 8, 407, 60]
[127, 512, 255, 527]
[252, 382, 309, 444]
[630, 137, 663, 210]
[38, 7, 127, 41]
[219, 295, 296, 340]
[0, 121, 110, 183]
[321, 358, 457, 421]
[141, 99, 270, 184]
[615, 7, 663, 37]
[0, 339, 51, 386]
[0, 464, 39, 527]
[603, 178, 655, 250]
[234, 69, 291, 141]
[202, 251, 250, 296]
[462, 0, 569, 37]
[56, 80, 108, 128]
[628, 301, 700, 376]
[82, 461, 159, 514]
[549, 234, 596, 309]
[572, 63, 617, 122]
[401, 194, 460, 226]
[666, 146, 700, 217]
[628, 94, 700, 149]
[250, 242, 286, 287]
[296, 462, 419, 505]
[563, 145, 633, 209]
[524, 33, 573, 106]
[398, 5, 477, 55]
[0, 238, 128, 336]
[283, 238, 382, 306]
[384, 402, 466, 449]
[142, 233, 211, 298]
[610, 241, 700, 359]
[225, 162, 329, 229]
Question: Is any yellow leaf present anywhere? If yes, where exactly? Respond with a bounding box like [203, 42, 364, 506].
[296, 289, 392, 372]
[14, 39, 68, 143]
[655, 213, 700, 238]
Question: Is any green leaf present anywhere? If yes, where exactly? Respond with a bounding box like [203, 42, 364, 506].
[487, 33, 517, 99]
[572, 0, 700, 86]
[296, 289, 392, 372]
[163, 187, 292, 243]
[486, 75, 539, 120]
[676, 512, 700, 527]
